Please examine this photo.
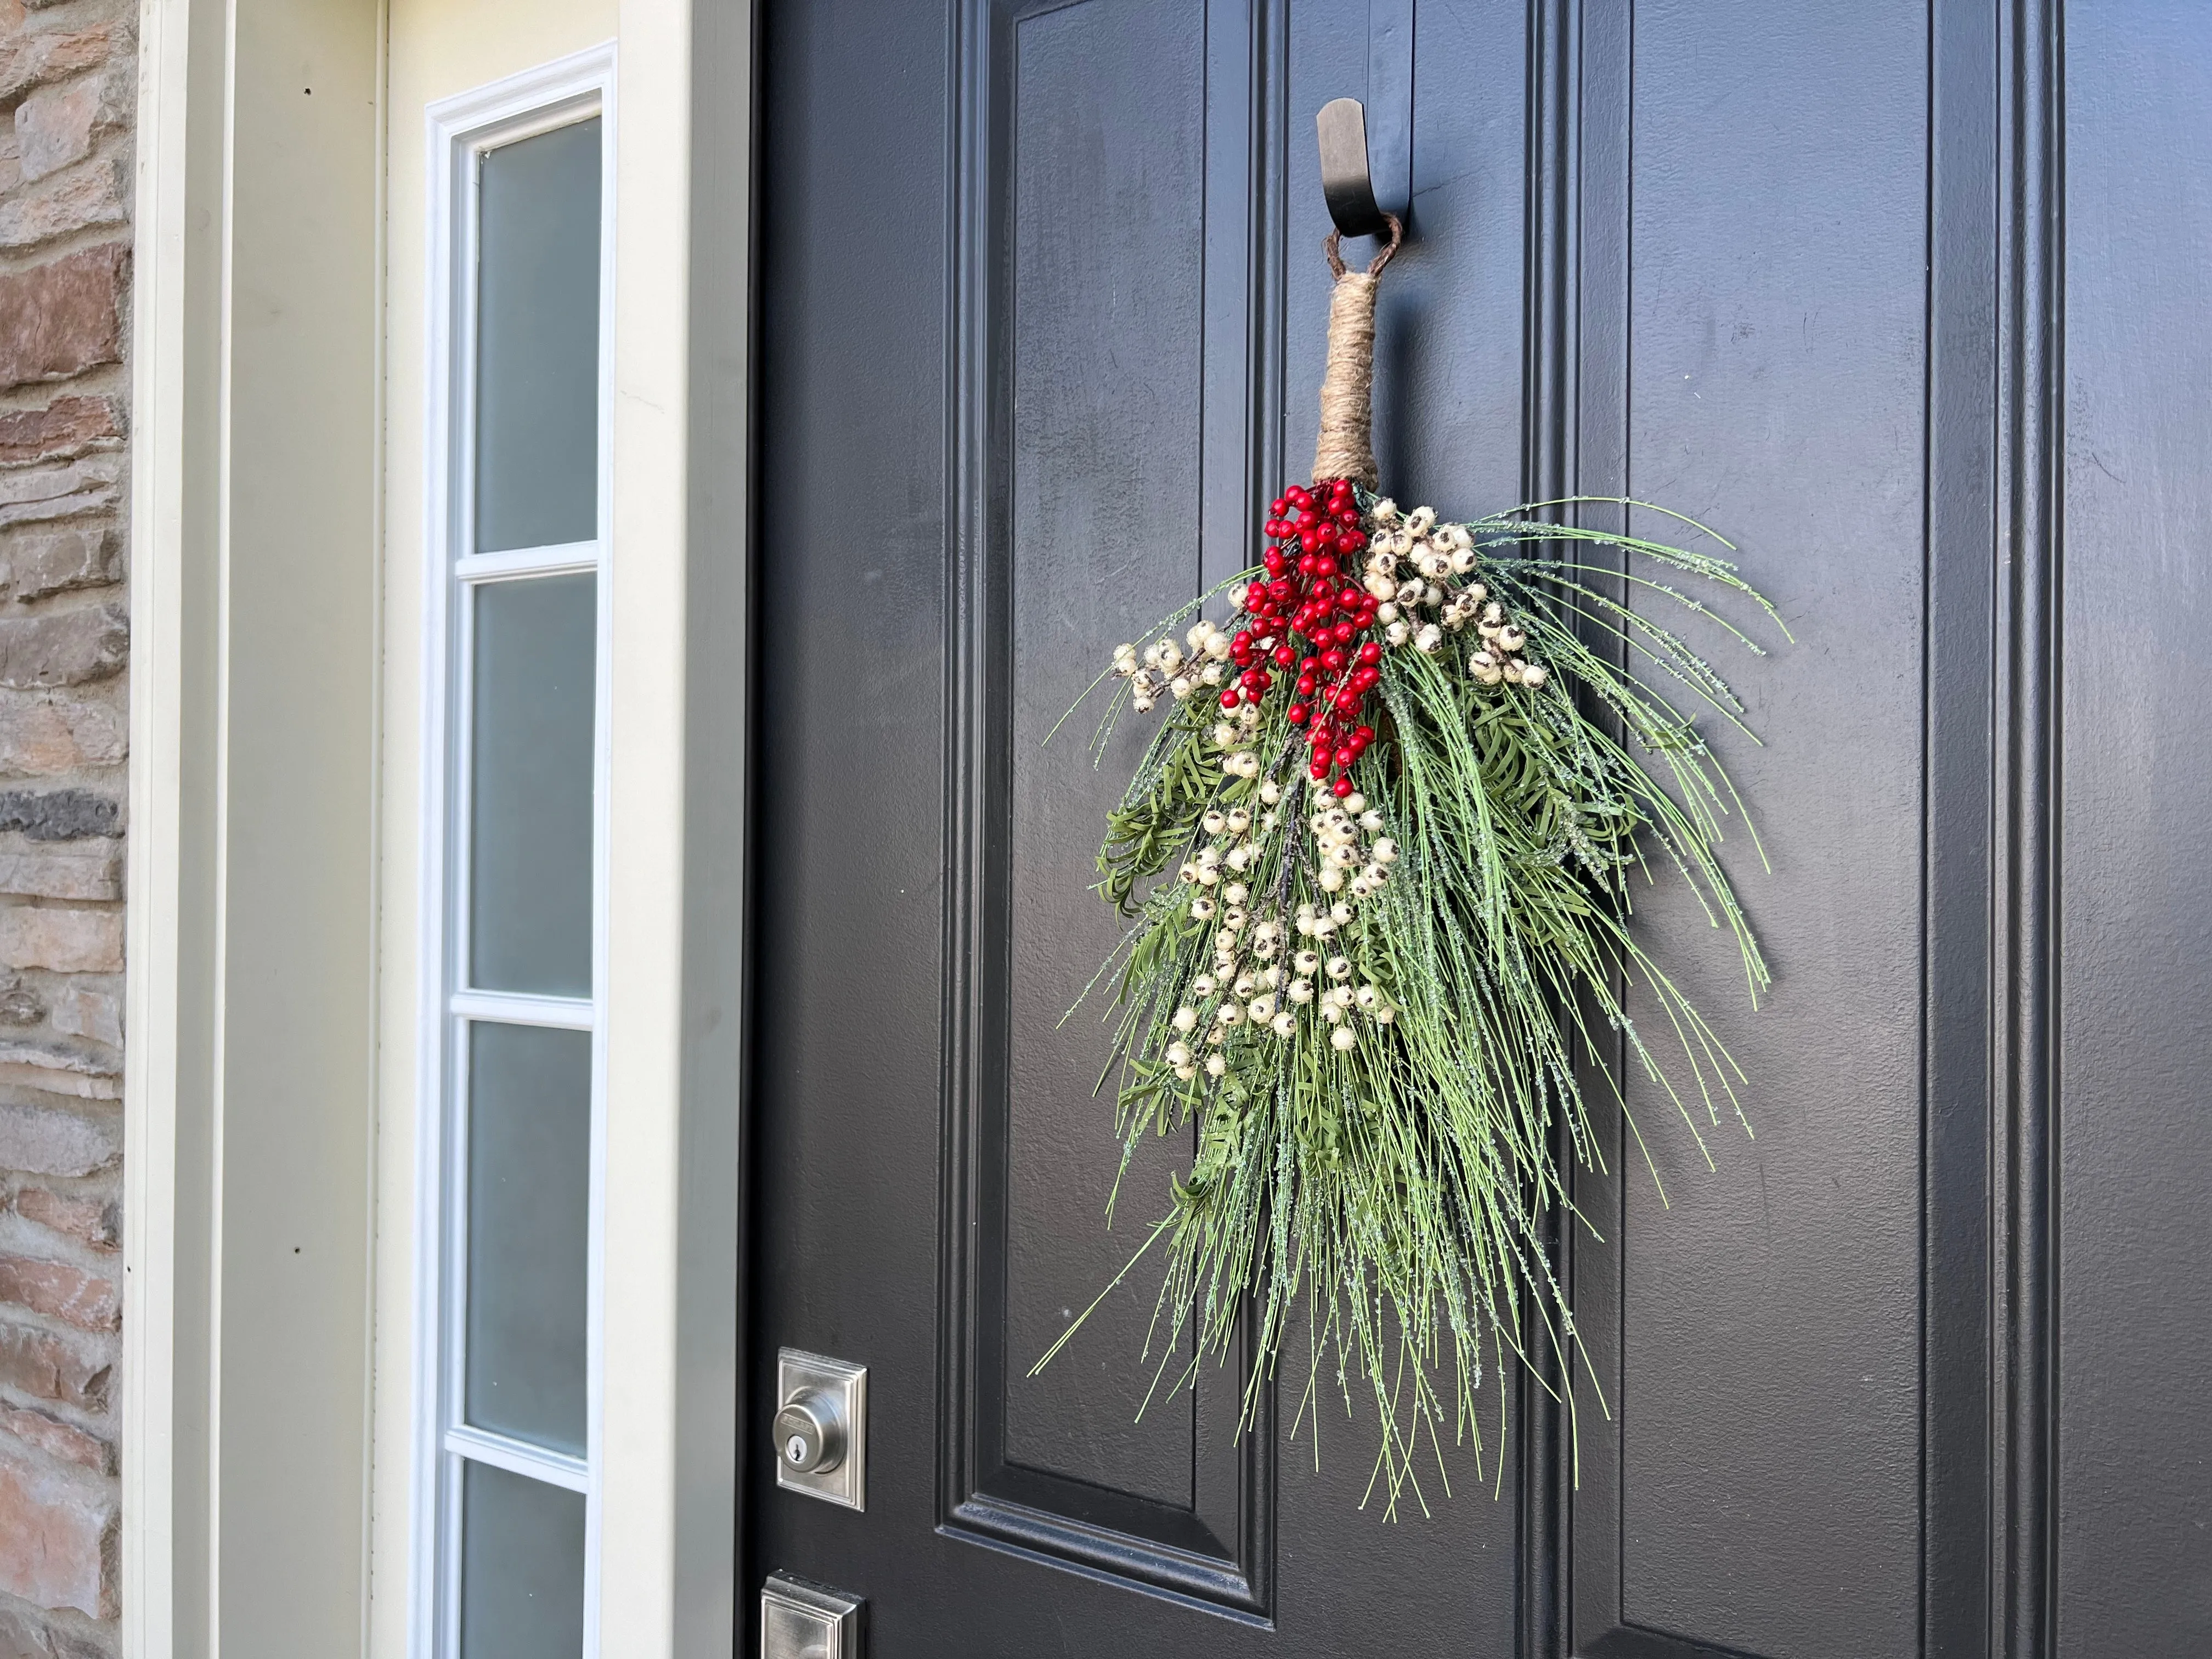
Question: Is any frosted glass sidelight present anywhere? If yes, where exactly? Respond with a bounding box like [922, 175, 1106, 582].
[469, 573, 596, 996]
[474, 116, 601, 554]
[465, 1022, 590, 1454]
[459, 1462, 585, 1658]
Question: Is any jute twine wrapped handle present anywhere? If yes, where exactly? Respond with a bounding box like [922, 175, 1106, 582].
[1311, 213, 1403, 489]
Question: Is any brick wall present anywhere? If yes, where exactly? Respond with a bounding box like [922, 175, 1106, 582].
[0, 0, 132, 1651]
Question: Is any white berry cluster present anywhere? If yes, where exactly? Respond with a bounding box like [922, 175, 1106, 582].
[1365, 500, 1549, 689]
[1110, 619, 1233, 713]
[1209, 693, 1266, 780]
[1165, 777, 1400, 1075]
[1302, 785, 1398, 899]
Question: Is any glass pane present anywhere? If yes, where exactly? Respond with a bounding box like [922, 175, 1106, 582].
[469, 573, 596, 996]
[459, 1461, 585, 1658]
[465, 1022, 590, 1453]
[475, 116, 601, 554]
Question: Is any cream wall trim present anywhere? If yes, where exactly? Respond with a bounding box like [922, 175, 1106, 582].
[129, 0, 747, 1652]
[125, 1, 385, 1654]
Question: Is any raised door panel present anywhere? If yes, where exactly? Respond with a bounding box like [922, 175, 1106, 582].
[2058, 5, 2212, 1652]
[1566, 4, 1933, 1656]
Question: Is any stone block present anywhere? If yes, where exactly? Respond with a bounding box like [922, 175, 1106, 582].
[0, 1044, 115, 1103]
[0, 246, 125, 391]
[0, 1596, 116, 1658]
[0, 1407, 106, 1476]
[0, 797, 114, 846]
[0, 1324, 107, 1413]
[0, 1448, 111, 1616]
[0, 1260, 113, 1334]
[0, 911, 116, 977]
[0, 528, 119, 602]
[0, 1104, 113, 1178]
[0, 844, 117, 906]
[0, 401, 120, 467]
[0, 27, 111, 107]
[10, 1192, 112, 1255]
[0, 694, 122, 775]
[0, 609, 125, 690]
[0, 459, 119, 532]
[13, 70, 124, 186]
[42, 987, 111, 1049]
[0, 156, 127, 253]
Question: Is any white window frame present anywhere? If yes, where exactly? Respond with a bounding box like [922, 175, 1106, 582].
[417, 45, 618, 1659]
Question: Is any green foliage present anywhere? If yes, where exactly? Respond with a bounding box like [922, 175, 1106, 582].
[1036, 498, 1785, 1515]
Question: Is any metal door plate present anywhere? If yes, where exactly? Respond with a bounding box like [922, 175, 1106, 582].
[775, 1348, 867, 1509]
[761, 1571, 863, 1659]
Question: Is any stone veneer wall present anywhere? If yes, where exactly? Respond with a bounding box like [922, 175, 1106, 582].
[0, 0, 133, 1651]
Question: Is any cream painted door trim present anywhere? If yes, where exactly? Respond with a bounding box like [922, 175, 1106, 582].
[124, 1, 751, 1652]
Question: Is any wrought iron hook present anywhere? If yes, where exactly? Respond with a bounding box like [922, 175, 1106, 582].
[1317, 98, 1393, 240]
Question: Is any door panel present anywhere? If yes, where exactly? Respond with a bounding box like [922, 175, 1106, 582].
[1568, 7, 1930, 1657]
[749, 1, 2209, 1654]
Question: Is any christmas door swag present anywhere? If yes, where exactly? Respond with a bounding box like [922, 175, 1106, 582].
[1041, 215, 1789, 1512]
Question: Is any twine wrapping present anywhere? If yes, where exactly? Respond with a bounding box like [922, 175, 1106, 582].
[1311, 213, 1402, 489]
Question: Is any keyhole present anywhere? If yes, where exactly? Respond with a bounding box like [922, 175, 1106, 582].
[787, 1434, 809, 1465]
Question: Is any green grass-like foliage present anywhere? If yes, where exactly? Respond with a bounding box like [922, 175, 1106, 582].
[1035, 495, 1787, 1516]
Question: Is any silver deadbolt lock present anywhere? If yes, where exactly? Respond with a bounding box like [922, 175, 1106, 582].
[774, 1349, 866, 1509]
[775, 1389, 844, 1475]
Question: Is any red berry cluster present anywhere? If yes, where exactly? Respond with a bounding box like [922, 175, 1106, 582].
[1226, 477, 1384, 798]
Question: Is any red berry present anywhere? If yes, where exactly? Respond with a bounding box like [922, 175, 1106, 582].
[1332, 775, 1355, 798]
[1286, 486, 1312, 508]
[1296, 678, 1317, 699]
[1268, 578, 1294, 602]
[1272, 645, 1295, 668]
[1298, 528, 1319, 552]
[1314, 525, 1338, 550]
[1357, 640, 1383, 665]
[1352, 667, 1379, 691]
[1334, 688, 1361, 713]
[1288, 704, 1309, 725]
[1354, 724, 1375, 744]
[1310, 759, 1330, 780]
[1321, 648, 1347, 672]
[1339, 529, 1367, 552]
[1336, 590, 1360, 613]
[1330, 620, 1356, 645]
[1333, 746, 1357, 769]
[1270, 497, 1287, 517]
[1219, 689, 1240, 710]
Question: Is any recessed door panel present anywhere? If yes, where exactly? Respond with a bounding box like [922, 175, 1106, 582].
[1002, 0, 1211, 1510]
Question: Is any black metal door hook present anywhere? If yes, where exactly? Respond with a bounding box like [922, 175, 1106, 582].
[1317, 98, 1393, 240]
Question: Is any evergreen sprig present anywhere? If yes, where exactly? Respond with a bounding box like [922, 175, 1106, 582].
[1036, 498, 1784, 1515]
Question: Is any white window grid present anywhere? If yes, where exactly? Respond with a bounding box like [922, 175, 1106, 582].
[416, 43, 617, 1659]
